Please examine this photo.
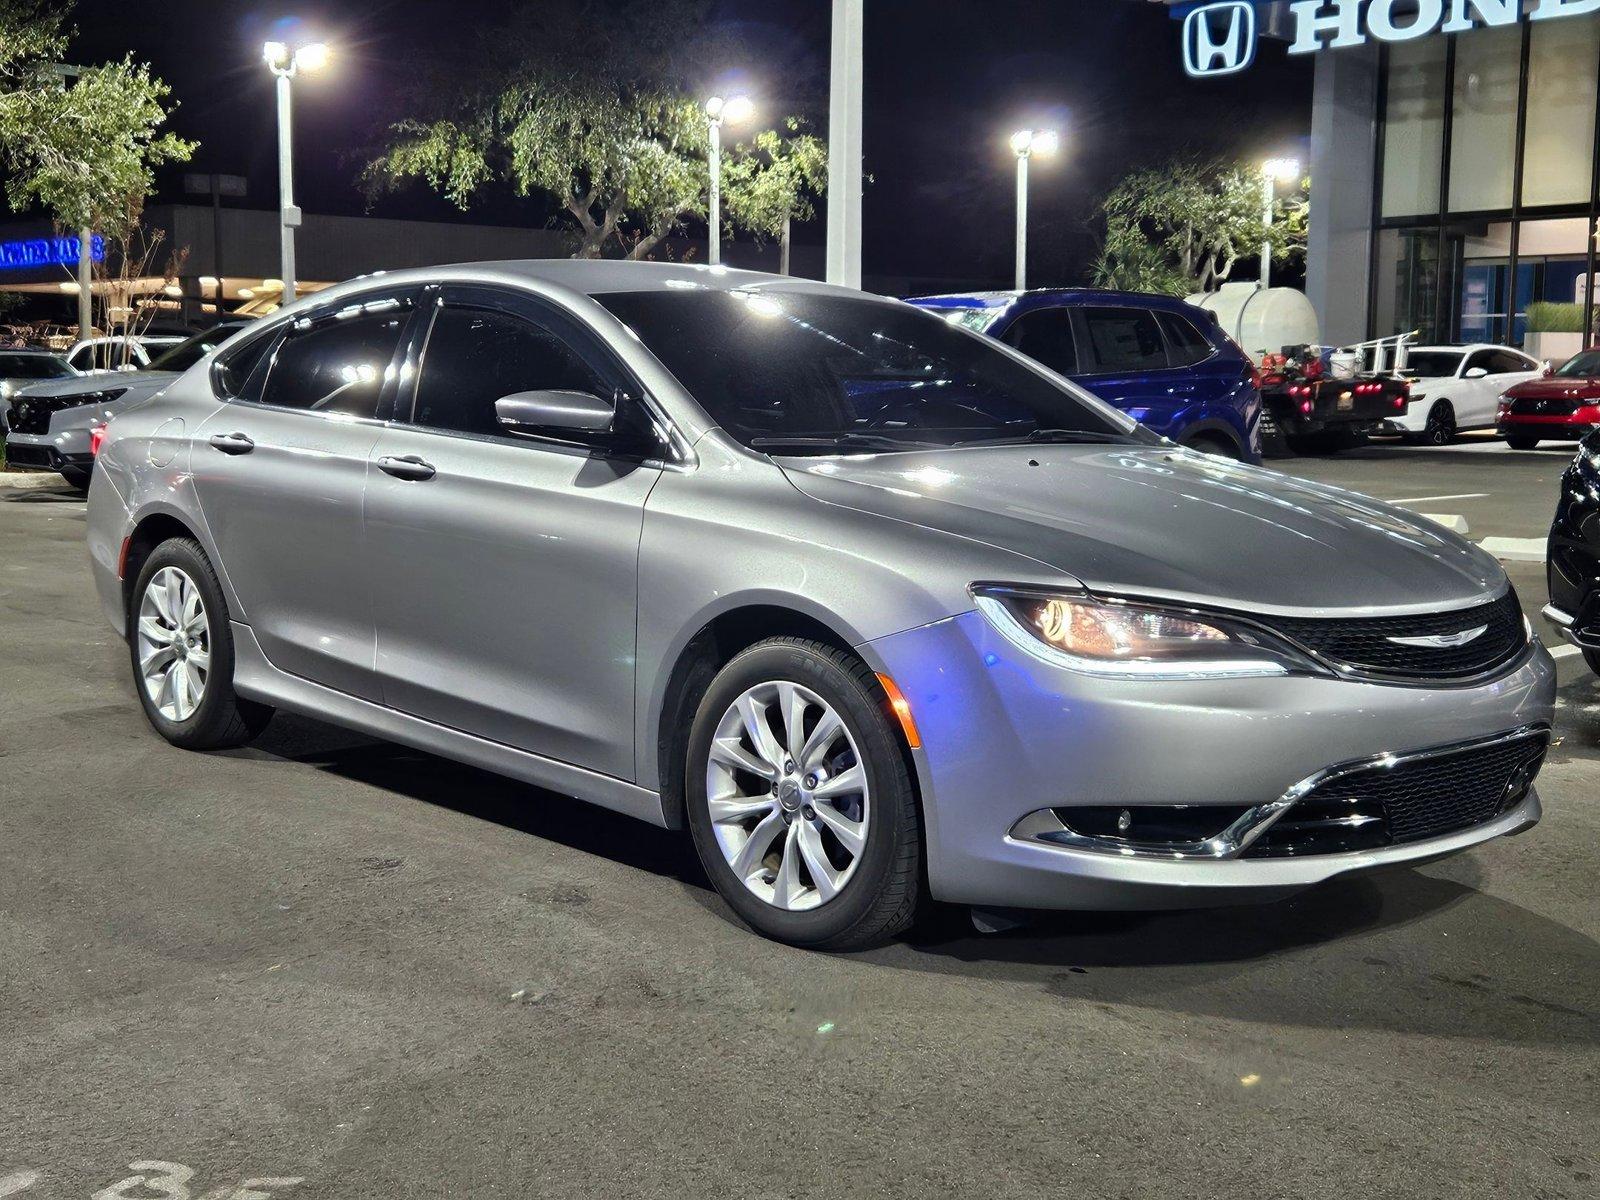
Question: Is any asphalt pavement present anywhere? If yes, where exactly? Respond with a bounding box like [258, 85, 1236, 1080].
[1, 443, 1596, 1199]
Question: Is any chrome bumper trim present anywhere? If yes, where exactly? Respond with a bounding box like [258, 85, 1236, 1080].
[1542, 603, 1578, 646]
[1011, 723, 1552, 862]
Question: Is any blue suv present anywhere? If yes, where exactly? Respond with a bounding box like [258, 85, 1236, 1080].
[907, 290, 1262, 462]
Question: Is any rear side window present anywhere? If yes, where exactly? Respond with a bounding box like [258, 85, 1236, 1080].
[257, 311, 408, 419]
[1077, 307, 1170, 373]
[1157, 312, 1214, 367]
[215, 332, 277, 401]
[1003, 308, 1078, 375]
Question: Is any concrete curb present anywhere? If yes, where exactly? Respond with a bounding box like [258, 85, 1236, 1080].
[1479, 536, 1546, 563]
[0, 471, 68, 492]
[1417, 513, 1469, 535]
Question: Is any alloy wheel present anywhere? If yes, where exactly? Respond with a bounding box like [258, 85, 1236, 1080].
[136, 566, 211, 722]
[1425, 402, 1456, 445]
[704, 680, 871, 912]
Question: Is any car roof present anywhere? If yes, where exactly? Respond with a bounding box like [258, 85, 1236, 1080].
[905, 288, 1203, 313]
[1409, 343, 1529, 354]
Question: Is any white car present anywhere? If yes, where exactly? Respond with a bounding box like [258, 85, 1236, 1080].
[1386, 344, 1545, 444]
[65, 334, 185, 375]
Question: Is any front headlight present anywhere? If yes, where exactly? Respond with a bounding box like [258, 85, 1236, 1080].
[972, 587, 1321, 679]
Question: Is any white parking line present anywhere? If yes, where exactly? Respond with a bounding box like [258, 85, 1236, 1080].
[1479, 536, 1546, 563]
[1386, 493, 1490, 505]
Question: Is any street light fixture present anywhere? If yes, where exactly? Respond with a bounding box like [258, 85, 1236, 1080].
[263, 39, 330, 304]
[1009, 129, 1058, 292]
[705, 94, 754, 266]
[1260, 156, 1300, 290]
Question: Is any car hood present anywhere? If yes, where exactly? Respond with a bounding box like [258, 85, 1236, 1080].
[13, 370, 177, 400]
[779, 445, 1507, 616]
[1504, 376, 1600, 401]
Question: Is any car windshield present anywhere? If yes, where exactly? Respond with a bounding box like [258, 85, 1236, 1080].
[1554, 350, 1600, 378]
[0, 354, 72, 379]
[1405, 351, 1464, 378]
[596, 289, 1141, 453]
[148, 325, 245, 373]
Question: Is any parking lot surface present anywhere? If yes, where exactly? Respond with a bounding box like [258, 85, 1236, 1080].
[2, 441, 1597, 1199]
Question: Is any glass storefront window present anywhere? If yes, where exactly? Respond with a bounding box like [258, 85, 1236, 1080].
[1522, 19, 1600, 209]
[1374, 227, 1442, 341]
[1449, 24, 1523, 213]
[1381, 38, 1446, 219]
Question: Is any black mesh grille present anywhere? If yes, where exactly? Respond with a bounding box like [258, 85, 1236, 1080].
[1245, 732, 1548, 858]
[1264, 590, 1526, 680]
[1509, 396, 1581, 416]
[6, 389, 121, 435]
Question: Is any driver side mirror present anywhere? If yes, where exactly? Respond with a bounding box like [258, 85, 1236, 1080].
[495, 389, 615, 435]
[1463, 366, 1489, 379]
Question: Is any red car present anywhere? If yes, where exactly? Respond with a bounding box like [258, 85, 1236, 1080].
[1498, 349, 1600, 449]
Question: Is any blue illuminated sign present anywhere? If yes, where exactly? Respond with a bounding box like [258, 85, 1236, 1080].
[0, 234, 105, 271]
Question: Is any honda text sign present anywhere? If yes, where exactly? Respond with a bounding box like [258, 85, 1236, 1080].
[1184, 1, 1257, 78]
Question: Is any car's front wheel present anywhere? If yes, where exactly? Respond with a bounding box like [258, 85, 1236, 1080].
[1506, 434, 1541, 450]
[685, 637, 922, 950]
[129, 538, 274, 750]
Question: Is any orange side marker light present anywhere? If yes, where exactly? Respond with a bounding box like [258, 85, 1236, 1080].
[875, 672, 922, 749]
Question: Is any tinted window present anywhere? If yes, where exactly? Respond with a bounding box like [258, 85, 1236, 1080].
[1487, 349, 1531, 374]
[257, 311, 406, 418]
[149, 324, 247, 373]
[1077, 308, 1170, 373]
[216, 332, 277, 401]
[597, 290, 1135, 452]
[0, 354, 71, 379]
[1556, 350, 1600, 377]
[1465, 349, 1499, 374]
[1004, 308, 1078, 375]
[410, 306, 621, 440]
[1157, 312, 1214, 367]
[1405, 352, 1465, 378]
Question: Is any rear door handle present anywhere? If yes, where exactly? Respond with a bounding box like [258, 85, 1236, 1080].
[377, 454, 436, 481]
[208, 432, 255, 455]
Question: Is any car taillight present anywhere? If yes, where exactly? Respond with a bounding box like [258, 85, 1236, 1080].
[90, 422, 108, 456]
[1299, 399, 1313, 414]
[1393, 396, 1405, 409]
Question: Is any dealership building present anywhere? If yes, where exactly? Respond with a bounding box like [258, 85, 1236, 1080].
[1178, 0, 1600, 348]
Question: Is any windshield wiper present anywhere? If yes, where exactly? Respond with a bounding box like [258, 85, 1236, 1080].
[955, 428, 1134, 447]
[749, 432, 943, 454]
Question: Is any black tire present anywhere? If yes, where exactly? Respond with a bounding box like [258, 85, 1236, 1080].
[1421, 400, 1457, 446]
[128, 537, 274, 750]
[1285, 430, 1361, 455]
[1585, 648, 1600, 676]
[685, 637, 922, 950]
[1182, 433, 1242, 461]
[59, 467, 91, 494]
[1506, 434, 1541, 450]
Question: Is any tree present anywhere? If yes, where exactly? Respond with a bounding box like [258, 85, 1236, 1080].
[0, 0, 195, 337]
[721, 119, 827, 275]
[1091, 158, 1308, 296]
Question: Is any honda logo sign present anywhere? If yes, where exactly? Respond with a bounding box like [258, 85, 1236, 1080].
[1184, 1, 1257, 78]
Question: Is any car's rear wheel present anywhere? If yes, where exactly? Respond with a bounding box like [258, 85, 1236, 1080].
[129, 538, 273, 750]
[1181, 433, 1242, 461]
[1506, 433, 1541, 450]
[685, 637, 922, 950]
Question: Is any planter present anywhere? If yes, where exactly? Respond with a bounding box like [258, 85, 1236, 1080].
[1525, 331, 1584, 366]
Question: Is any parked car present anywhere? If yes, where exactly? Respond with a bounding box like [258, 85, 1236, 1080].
[65, 333, 186, 374]
[4, 322, 248, 491]
[1544, 429, 1600, 675]
[0, 349, 77, 433]
[1498, 348, 1600, 449]
[906, 290, 1261, 461]
[1378, 344, 1546, 445]
[86, 262, 1555, 949]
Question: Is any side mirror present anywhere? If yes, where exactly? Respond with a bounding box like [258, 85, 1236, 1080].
[495, 389, 615, 435]
[1464, 366, 1489, 379]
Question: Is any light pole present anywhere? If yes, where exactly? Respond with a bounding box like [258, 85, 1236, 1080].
[1009, 129, 1058, 292]
[263, 40, 329, 304]
[705, 95, 753, 267]
[1260, 156, 1300, 290]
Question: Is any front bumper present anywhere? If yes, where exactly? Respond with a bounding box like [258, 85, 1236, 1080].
[864, 609, 1557, 911]
[1499, 415, 1600, 441]
[3, 428, 92, 475]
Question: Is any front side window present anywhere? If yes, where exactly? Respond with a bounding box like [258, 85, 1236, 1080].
[597, 289, 1139, 453]
[1077, 307, 1170, 374]
[1464, 350, 1500, 375]
[1003, 308, 1078, 376]
[409, 304, 654, 453]
[1486, 350, 1532, 375]
[256, 311, 407, 419]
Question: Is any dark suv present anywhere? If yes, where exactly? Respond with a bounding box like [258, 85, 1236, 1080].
[907, 289, 1262, 462]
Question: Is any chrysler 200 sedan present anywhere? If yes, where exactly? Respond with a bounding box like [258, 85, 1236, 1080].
[85, 262, 1556, 950]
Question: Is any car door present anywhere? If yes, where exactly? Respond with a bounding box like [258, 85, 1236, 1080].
[1456, 349, 1504, 428]
[1066, 305, 1187, 436]
[190, 291, 417, 700]
[363, 285, 666, 779]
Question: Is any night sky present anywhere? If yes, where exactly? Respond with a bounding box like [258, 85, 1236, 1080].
[63, 1, 1312, 291]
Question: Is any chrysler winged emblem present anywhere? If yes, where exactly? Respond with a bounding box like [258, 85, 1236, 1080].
[1386, 625, 1488, 649]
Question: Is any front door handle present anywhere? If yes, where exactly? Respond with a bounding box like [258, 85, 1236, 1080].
[208, 432, 255, 455]
[377, 454, 436, 481]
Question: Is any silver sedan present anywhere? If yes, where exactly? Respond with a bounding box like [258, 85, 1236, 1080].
[84, 261, 1556, 949]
